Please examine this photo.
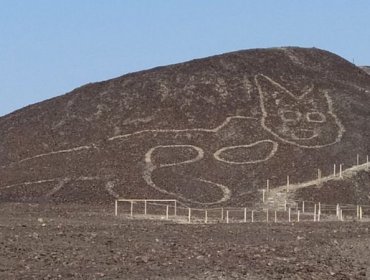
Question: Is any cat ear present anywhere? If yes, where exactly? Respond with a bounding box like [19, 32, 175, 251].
[255, 74, 314, 104]
[310, 90, 332, 112]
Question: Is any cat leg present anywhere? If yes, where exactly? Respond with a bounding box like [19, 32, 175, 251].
[143, 145, 231, 205]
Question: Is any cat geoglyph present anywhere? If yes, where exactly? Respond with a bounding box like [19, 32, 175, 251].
[1, 74, 346, 205]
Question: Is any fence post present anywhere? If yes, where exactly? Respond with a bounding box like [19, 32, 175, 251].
[336, 204, 339, 218]
[244, 208, 247, 223]
[288, 208, 291, 222]
[266, 209, 269, 222]
[335, 203, 339, 218]
[339, 164, 343, 178]
[314, 204, 317, 222]
[262, 189, 266, 203]
[302, 201, 305, 213]
[318, 202, 321, 221]
[226, 210, 229, 224]
[144, 200, 147, 216]
[174, 201, 177, 217]
[274, 211, 277, 223]
[188, 208, 191, 223]
[297, 210, 300, 222]
[333, 164, 336, 176]
[130, 201, 133, 217]
[114, 200, 118, 216]
[221, 208, 224, 221]
[340, 209, 344, 221]
[267, 179, 270, 192]
[357, 154, 360, 166]
[286, 175, 290, 192]
[284, 200, 287, 211]
[166, 205, 169, 220]
[251, 210, 254, 223]
[318, 168, 321, 181]
[205, 210, 208, 224]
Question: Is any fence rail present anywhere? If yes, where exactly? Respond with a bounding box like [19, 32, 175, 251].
[114, 198, 370, 224]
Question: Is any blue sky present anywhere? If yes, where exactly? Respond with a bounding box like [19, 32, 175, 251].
[1, 0, 369, 116]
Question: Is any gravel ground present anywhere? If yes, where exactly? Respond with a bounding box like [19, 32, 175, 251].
[1, 203, 370, 279]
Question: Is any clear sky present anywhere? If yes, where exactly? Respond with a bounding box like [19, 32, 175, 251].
[1, 0, 369, 117]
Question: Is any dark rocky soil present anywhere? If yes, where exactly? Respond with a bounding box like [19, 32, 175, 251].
[1, 203, 370, 280]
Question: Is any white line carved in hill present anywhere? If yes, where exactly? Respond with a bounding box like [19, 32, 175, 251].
[0, 176, 99, 194]
[44, 178, 71, 198]
[1, 74, 347, 204]
[108, 115, 259, 141]
[214, 140, 278, 164]
[0, 145, 94, 169]
[143, 145, 231, 205]
[17, 145, 94, 164]
[1, 179, 59, 190]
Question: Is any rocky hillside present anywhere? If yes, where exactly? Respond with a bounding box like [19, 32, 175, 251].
[361, 66, 370, 75]
[1, 47, 370, 206]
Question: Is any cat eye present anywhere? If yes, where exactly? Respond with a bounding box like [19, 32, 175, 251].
[306, 112, 326, 123]
[279, 110, 301, 122]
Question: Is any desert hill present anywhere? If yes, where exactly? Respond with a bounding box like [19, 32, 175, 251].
[1, 47, 370, 206]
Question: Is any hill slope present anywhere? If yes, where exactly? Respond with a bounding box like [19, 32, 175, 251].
[1, 47, 370, 206]
[361, 66, 370, 75]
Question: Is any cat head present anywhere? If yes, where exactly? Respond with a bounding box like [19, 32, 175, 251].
[254, 74, 344, 148]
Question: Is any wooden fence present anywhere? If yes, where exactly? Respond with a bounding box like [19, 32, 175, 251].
[114, 199, 370, 224]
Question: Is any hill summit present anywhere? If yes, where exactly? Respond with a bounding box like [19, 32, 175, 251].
[1, 47, 370, 206]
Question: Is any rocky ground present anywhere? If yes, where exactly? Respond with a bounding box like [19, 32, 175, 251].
[1, 203, 370, 279]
